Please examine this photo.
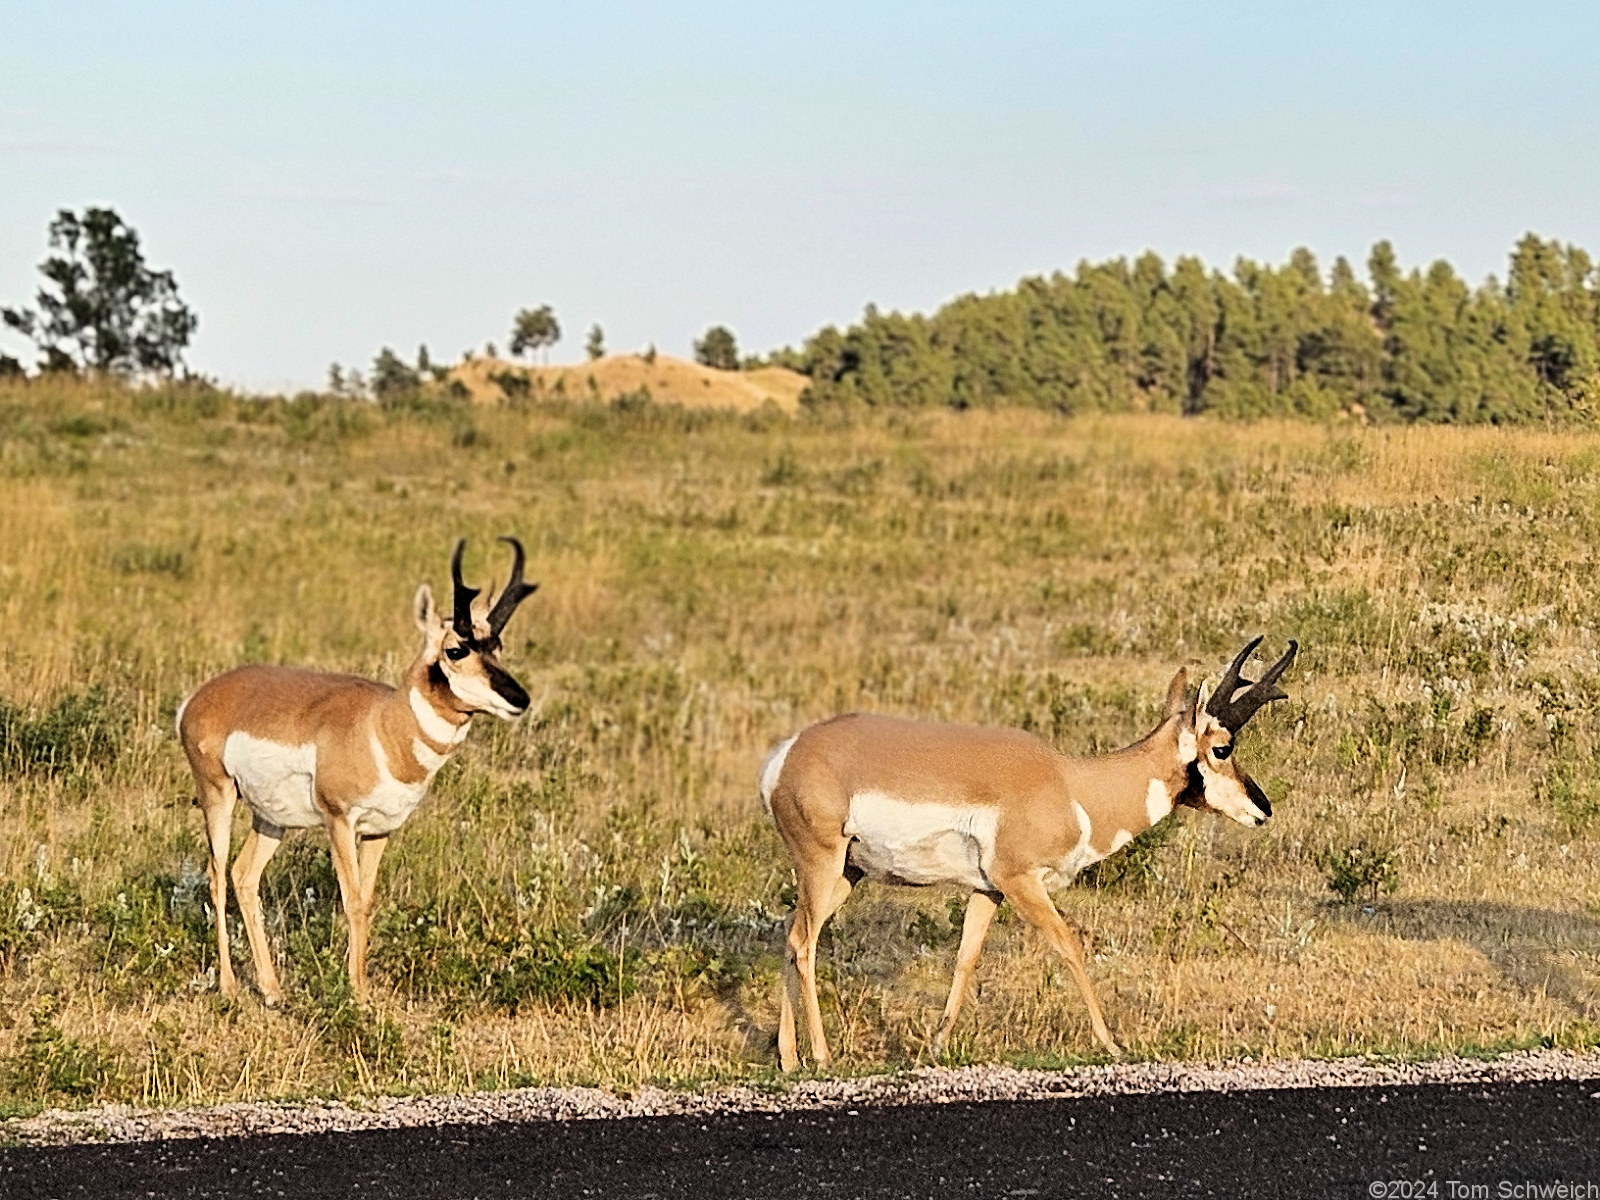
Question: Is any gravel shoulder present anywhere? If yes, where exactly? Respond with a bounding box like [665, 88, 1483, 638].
[7, 1047, 1599, 1146]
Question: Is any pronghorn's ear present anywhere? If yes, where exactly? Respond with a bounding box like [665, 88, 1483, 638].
[1191, 680, 1213, 728]
[469, 587, 493, 640]
[1164, 669, 1189, 720]
[414, 583, 442, 636]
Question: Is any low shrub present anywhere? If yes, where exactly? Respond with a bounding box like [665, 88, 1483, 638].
[0, 688, 123, 779]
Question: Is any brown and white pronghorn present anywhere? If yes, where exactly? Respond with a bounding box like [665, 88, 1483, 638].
[177, 538, 540, 1004]
[760, 636, 1297, 1070]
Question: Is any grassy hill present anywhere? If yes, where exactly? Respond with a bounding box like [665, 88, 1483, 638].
[451, 353, 808, 412]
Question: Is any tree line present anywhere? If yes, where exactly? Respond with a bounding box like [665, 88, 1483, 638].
[7, 209, 1597, 424]
[769, 236, 1600, 423]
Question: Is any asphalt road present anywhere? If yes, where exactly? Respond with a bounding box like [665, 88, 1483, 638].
[4, 1078, 1597, 1199]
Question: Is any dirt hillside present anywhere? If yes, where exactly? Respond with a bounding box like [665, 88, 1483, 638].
[451, 354, 808, 413]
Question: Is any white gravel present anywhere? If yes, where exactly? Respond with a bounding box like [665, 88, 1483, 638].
[7, 1049, 1598, 1147]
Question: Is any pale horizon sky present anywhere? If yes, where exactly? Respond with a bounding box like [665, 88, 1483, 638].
[3, 2, 1599, 392]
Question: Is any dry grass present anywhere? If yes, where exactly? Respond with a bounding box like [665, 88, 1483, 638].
[3, 379, 1600, 1114]
[450, 354, 807, 411]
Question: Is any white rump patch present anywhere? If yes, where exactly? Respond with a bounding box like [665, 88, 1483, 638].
[223, 733, 320, 830]
[843, 792, 998, 891]
[410, 689, 470, 746]
[351, 733, 430, 837]
[1145, 778, 1173, 826]
[758, 735, 797, 815]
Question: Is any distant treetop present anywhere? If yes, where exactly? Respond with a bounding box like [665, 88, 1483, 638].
[694, 325, 739, 371]
[510, 305, 561, 364]
[2, 207, 197, 376]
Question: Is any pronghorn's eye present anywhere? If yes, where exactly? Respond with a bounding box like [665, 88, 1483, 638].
[444, 645, 471, 661]
[1212, 743, 1232, 760]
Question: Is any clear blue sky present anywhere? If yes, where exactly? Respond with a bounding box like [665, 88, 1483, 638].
[3, 2, 1598, 391]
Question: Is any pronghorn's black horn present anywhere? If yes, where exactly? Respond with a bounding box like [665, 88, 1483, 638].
[1213, 635, 1263, 713]
[1206, 637, 1297, 733]
[449, 539, 481, 641]
[486, 536, 539, 637]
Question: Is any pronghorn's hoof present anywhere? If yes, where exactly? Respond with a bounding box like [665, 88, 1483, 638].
[262, 993, 282, 1009]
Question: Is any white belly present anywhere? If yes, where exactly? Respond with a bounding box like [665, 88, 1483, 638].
[843, 792, 998, 891]
[223, 733, 321, 830]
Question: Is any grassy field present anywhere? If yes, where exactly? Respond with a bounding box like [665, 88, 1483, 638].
[2, 378, 1600, 1113]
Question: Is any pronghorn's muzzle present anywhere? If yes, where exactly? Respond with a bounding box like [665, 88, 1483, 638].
[1243, 773, 1272, 820]
[486, 662, 530, 715]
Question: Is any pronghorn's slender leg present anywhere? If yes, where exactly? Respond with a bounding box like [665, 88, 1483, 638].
[782, 843, 853, 1071]
[357, 836, 388, 918]
[198, 776, 239, 996]
[931, 888, 1002, 1057]
[324, 815, 370, 998]
[999, 872, 1121, 1057]
[777, 914, 802, 1072]
[230, 820, 285, 1005]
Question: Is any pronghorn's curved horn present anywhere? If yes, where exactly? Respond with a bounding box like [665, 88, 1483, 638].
[449, 539, 481, 640]
[1206, 637, 1297, 732]
[1213, 635, 1263, 711]
[486, 536, 539, 637]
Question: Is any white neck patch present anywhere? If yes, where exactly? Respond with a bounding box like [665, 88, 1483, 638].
[412, 737, 449, 772]
[410, 688, 470, 746]
[1145, 778, 1173, 825]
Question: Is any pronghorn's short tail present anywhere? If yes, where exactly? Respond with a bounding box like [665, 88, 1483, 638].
[758, 735, 797, 817]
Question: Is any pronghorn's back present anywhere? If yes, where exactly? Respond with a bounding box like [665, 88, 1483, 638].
[178, 665, 393, 753]
[761, 712, 1067, 815]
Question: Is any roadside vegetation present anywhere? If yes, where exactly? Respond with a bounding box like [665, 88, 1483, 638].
[3, 374, 1600, 1114]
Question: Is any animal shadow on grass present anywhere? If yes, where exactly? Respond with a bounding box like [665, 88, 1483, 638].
[1326, 899, 1600, 1019]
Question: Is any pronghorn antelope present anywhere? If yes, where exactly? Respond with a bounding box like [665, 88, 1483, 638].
[760, 637, 1297, 1070]
[177, 538, 539, 1004]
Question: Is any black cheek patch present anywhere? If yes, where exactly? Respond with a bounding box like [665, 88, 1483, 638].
[428, 662, 449, 689]
[1243, 774, 1272, 818]
[1178, 761, 1206, 807]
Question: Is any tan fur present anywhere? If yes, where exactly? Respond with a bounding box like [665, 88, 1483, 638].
[177, 551, 534, 1005]
[764, 665, 1277, 1070]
